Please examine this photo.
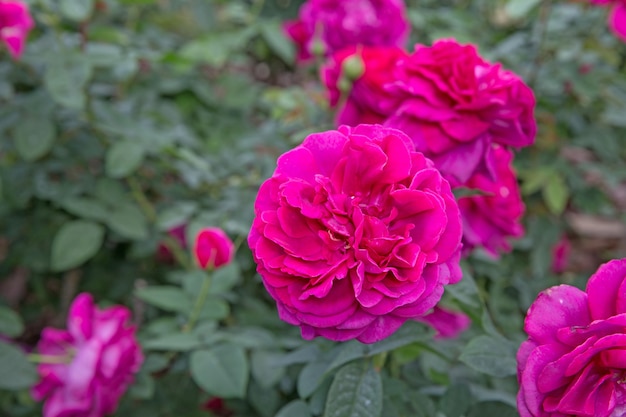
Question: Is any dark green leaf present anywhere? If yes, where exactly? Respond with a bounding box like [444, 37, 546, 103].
[14, 115, 55, 161]
[59, 197, 109, 221]
[467, 401, 518, 417]
[0, 307, 24, 337]
[105, 141, 145, 179]
[0, 342, 38, 390]
[50, 220, 105, 271]
[260, 20, 295, 63]
[324, 360, 383, 417]
[459, 335, 518, 378]
[439, 384, 473, 417]
[276, 400, 312, 417]
[135, 286, 190, 313]
[45, 53, 92, 110]
[144, 333, 202, 351]
[106, 203, 148, 240]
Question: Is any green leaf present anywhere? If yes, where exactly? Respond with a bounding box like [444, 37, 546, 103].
[366, 321, 433, 356]
[190, 344, 249, 398]
[106, 203, 148, 240]
[0, 307, 24, 337]
[251, 350, 285, 389]
[276, 400, 312, 417]
[260, 20, 295, 63]
[505, 0, 542, 20]
[459, 335, 518, 378]
[439, 384, 473, 417]
[156, 202, 197, 231]
[324, 360, 383, 417]
[94, 178, 127, 206]
[0, 342, 38, 390]
[14, 115, 55, 161]
[144, 333, 202, 351]
[59, 197, 109, 221]
[467, 401, 518, 417]
[198, 296, 230, 320]
[45, 53, 92, 110]
[105, 141, 145, 179]
[50, 220, 105, 271]
[543, 175, 569, 215]
[135, 286, 190, 313]
[298, 360, 330, 399]
[60, 0, 94, 21]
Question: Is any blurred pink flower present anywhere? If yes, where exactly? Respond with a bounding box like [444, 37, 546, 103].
[284, 0, 409, 61]
[551, 235, 571, 274]
[457, 146, 525, 258]
[321, 45, 408, 126]
[384, 39, 536, 185]
[248, 124, 463, 343]
[32, 293, 143, 417]
[591, 0, 626, 42]
[517, 258, 626, 417]
[156, 224, 187, 264]
[0, 0, 33, 59]
[416, 306, 470, 339]
[194, 228, 235, 270]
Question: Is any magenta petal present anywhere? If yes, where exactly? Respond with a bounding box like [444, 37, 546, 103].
[609, 3, 626, 42]
[587, 259, 626, 319]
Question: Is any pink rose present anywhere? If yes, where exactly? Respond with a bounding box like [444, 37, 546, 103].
[517, 259, 626, 417]
[551, 235, 572, 274]
[248, 124, 463, 343]
[156, 223, 187, 264]
[457, 146, 525, 258]
[284, 0, 409, 61]
[384, 39, 536, 184]
[321, 45, 408, 126]
[0, 0, 33, 60]
[590, 0, 626, 42]
[194, 227, 235, 270]
[32, 293, 143, 417]
[415, 306, 471, 339]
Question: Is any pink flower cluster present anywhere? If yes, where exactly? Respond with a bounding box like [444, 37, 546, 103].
[517, 259, 626, 417]
[590, 0, 626, 42]
[32, 293, 143, 417]
[248, 124, 463, 343]
[323, 39, 533, 258]
[0, 0, 33, 59]
[284, 0, 409, 61]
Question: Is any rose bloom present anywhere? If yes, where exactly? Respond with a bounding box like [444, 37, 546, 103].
[590, 0, 626, 42]
[551, 235, 572, 274]
[194, 227, 235, 270]
[248, 124, 463, 343]
[156, 223, 187, 264]
[457, 146, 524, 258]
[517, 258, 626, 417]
[32, 293, 143, 417]
[321, 45, 408, 126]
[284, 0, 409, 61]
[0, 0, 33, 59]
[384, 39, 536, 185]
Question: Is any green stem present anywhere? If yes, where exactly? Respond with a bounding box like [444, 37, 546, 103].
[28, 353, 72, 365]
[127, 177, 157, 222]
[182, 270, 212, 333]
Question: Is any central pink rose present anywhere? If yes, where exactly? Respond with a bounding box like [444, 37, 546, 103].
[384, 39, 536, 185]
[248, 124, 463, 343]
[517, 258, 626, 417]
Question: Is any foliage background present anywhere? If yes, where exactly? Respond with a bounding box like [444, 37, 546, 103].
[0, 0, 625, 416]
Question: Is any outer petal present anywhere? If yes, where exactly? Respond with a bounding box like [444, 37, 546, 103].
[586, 258, 626, 319]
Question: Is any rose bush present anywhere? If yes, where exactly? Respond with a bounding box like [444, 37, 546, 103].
[284, 0, 409, 61]
[31, 293, 143, 417]
[248, 124, 463, 343]
[0, 0, 33, 59]
[457, 146, 525, 257]
[517, 258, 626, 417]
[321, 45, 407, 126]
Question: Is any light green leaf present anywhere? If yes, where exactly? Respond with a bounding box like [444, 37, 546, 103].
[366, 321, 433, 356]
[459, 335, 518, 378]
[190, 344, 249, 398]
[298, 360, 330, 399]
[543, 174, 569, 215]
[45, 53, 92, 110]
[0, 342, 38, 390]
[251, 350, 285, 389]
[505, 0, 542, 20]
[324, 360, 383, 417]
[60, 0, 94, 21]
[276, 400, 312, 417]
[135, 286, 190, 313]
[106, 203, 148, 240]
[50, 220, 105, 271]
[439, 384, 473, 417]
[59, 197, 109, 221]
[0, 307, 24, 337]
[14, 115, 55, 161]
[105, 141, 145, 179]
